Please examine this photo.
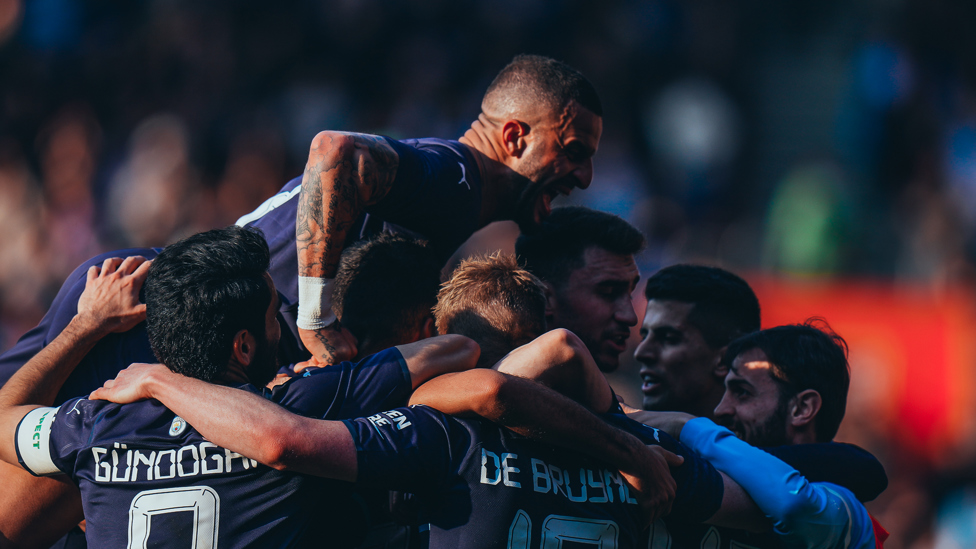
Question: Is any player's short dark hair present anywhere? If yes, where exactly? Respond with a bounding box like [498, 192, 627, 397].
[724, 320, 850, 442]
[483, 54, 603, 117]
[644, 264, 760, 350]
[516, 206, 645, 289]
[332, 233, 442, 352]
[435, 253, 547, 369]
[145, 226, 272, 382]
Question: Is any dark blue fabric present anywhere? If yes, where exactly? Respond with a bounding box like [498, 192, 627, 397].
[348, 405, 671, 549]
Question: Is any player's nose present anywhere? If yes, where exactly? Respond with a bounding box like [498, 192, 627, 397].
[573, 159, 593, 189]
[615, 299, 638, 327]
[634, 335, 657, 363]
[714, 392, 734, 419]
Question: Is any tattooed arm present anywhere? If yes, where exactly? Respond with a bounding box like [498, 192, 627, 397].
[296, 131, 399, 365]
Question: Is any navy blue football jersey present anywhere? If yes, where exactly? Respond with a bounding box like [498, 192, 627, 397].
[237, 137, 483, 315]
[0, 248, 161, 404]
[14, 348, 415, 547]
[271, 347, 412, 419]
[16, 395, 340, 548]
[345, 405, 725, 549]
[0, 136, 482, 404]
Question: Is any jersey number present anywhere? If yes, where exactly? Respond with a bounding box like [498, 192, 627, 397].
[128, 486, 220, 548]
[508, 509, 619, 549]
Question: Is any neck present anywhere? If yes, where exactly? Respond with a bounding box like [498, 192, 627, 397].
[216, 362, 250, 387]
[787, 426, 819, 445]
[460, 114, 519, 226]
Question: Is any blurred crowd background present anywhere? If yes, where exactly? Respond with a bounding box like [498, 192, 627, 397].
[2, 0, 976, 547]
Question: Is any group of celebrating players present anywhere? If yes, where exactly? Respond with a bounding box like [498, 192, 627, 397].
[0, 55, 889, 548]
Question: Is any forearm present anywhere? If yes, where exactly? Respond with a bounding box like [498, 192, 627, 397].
[493, 329, 613, 412]
[413, 370, 644, 469]
[145, 369, 357, 480]
[680, 418, 850, 534]
[296, 132, 398, 279]
[0, 314, 106, 409]
[398, 334, 480, 388]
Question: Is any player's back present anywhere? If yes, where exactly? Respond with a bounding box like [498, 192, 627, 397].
[346, 405, 648, 549]
[19, 391, 343, 548]
[237, 138, 483, 309]
[0, 248, 160, 403]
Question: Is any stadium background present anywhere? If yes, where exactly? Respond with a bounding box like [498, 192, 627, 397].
[1, 0, 974, 546]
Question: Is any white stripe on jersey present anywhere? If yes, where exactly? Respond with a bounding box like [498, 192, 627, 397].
[17, 406, 62, 476]
[235, 184, 302, 226]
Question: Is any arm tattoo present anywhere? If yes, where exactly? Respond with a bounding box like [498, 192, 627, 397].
[297, 133, 398, 279]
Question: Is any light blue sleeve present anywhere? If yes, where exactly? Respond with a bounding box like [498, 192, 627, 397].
[680, 417, 876, 549]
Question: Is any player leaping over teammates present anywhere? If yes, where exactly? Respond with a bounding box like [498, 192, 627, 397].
[0, 54, 603, 545]
[283, 53, 603, 365]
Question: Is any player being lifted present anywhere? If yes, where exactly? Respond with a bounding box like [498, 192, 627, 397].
[279, 53, 603, 366]
[0, 53, 604, 544]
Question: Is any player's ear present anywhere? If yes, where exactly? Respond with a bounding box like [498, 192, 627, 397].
[419, 316, 436, 340]
[231, 329, 257, 366]
[500, 120, 529, 158]
[789, 389, 822, 430]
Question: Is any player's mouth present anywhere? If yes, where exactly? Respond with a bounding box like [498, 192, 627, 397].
[639, 369, 665, 395]
[535, 180, 577, 221]
[603, 331, 630, 354]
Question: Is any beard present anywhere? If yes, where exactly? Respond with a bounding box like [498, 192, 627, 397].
[245, 336, 280, 388]
[721, 398, 791, 448]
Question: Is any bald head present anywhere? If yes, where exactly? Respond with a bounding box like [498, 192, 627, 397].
[482, 55, 603, 121]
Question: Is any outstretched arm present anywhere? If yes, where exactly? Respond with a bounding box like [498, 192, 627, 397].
[296, 131, 399, 365]
[410, 368, 682, 524]
[680, 418, 876, 547]
[91, 364, 357, 480]
[0, 256, 150, 467]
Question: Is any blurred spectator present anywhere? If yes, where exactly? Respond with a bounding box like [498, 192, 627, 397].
[0, 142, 50, 349]
[36, 106, 105, 282]
[104, 114, 207, 248]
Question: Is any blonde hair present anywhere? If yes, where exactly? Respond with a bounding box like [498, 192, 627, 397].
[435, 253, 547, 368]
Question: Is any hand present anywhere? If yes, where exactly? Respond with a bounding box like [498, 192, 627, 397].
[89, 363, 170, 404]
[76, 256, 151, 335]
[265, 372, 292, 389]
[626, 410, 694, 439]
[291, 359, 324, 375]
[619, 445, 684, 527]
[617, 398, 641, 415]
[298, 321, 358, 366]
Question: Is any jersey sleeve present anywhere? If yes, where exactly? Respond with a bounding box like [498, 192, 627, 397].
[601, 413, 724, 524]
[363, 138, 481, 259]
[681, 418, 877, 549]
[344, 405, 468, 494]
[764, 442, 888, 502]
[16, 397, 104, 477]
[272, 347, 412, 419]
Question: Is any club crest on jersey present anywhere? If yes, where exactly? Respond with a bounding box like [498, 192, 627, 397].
[169, 416, 187, 436]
